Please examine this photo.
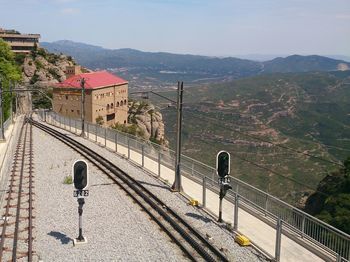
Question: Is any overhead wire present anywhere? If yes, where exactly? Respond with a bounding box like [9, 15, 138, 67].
[198, 136, 331, 198]
[183, 108, 344, 167]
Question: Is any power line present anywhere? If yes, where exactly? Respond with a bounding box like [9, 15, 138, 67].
[198, 136, 331, 198]
[184, 109, 344, 167]
[184, 106, 350, 152]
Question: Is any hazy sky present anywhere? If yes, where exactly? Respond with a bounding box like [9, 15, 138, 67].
[0, 0, 349, 56]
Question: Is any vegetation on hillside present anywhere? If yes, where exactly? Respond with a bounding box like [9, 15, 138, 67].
[0, 39, 22, 120]
[12, 45, 79, 110]
[157, 71, 350, 205]
[304, 157, 350, 234]
[112, 122, 145, 137]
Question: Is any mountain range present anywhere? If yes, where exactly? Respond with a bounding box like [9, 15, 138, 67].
[41, 40, 350, 87]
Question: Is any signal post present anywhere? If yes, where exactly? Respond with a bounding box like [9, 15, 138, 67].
[72, 160, 89, 245]
[216, 151, 232, 222]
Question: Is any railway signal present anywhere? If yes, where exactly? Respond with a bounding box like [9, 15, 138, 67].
[216, 151, 232, 222]
[73, 160, 88, 190]
[216, 151, 230, 177]
[72, 160, 88, 245]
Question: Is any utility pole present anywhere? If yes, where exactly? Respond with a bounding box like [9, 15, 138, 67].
[80, 78, 86, 137]
[172, 81, 184, 192]
[0, 78, 4, 141]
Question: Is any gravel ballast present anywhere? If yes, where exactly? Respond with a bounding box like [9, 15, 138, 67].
[33, 117, 269, 262]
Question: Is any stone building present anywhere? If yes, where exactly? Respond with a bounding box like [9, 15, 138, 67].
[0, 28, 40, 53]
[53, 71, 128, 126]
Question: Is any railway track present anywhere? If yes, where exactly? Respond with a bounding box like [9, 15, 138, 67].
[30, 118, 230, 262]
[0, 117, 35, 262]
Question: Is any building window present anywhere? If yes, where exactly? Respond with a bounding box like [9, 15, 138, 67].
[111, 103, 114, 108]
[124, 120, 126, 124]
[66, 95, 68, 100]
[117, 102, 119, 107]
[124, 99, 127, 104]
[71, 109, 74, 112]
[120, 101, 123, 106]
[107, 113, 115, 121]
[107, 104, 110, 110]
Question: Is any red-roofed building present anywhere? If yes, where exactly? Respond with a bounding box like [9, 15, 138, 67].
[53, 71, 128, 126]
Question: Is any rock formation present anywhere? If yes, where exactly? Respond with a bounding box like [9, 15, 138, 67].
[21, 49, 76, 87]
[128, 101, 168, 146]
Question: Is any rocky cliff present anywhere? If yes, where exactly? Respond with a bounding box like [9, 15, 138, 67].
[127, 101, 168, 146]
[15, 48, 90, 113]
[20, 48, 76, 87]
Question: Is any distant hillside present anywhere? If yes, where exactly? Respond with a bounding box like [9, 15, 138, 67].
[263, 55, 350, 73]
[157, 71, 350, 205]
[41, 40, 350, 87]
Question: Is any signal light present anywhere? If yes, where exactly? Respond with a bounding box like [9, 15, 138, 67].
[73, 160, 88, 190]
[216, 151, 230, 177]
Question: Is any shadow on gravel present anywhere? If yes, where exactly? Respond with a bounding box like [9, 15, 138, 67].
[185, 212, 211, 223]
[137, 180, 169, 190]
[48, 231, 72, 245]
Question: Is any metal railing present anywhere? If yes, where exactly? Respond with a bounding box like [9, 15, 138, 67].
[36, 110, 350, 261]
[0, 117, 12, 140]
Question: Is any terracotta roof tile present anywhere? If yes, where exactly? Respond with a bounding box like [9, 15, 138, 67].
[55, 71, 127, 89]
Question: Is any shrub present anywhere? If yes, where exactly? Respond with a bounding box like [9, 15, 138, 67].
[14, 53, 25, 65]
[34, 60, 43, 70]
[96, 115, 104, 125]
[30, 74, 39, 84]
[63, 175, 73, 184]
[48, 67, 60, 81]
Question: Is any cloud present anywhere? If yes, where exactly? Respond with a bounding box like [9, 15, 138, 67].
[60, 7, 80, 14]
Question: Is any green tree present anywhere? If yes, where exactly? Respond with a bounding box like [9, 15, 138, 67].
[305, 157, 350, 235]
[96, 115, 104, 125]
[0, 39, 22, 120]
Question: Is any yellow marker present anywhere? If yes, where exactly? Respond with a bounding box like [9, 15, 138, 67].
[189, 199, 199, 206]
[235, 234, 251, 246]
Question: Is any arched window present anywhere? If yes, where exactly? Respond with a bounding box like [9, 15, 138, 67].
[117, 102, 119, 107]
[107, 104, 110, 110]
[111, 103, 114, 108]
[120, 101, 123, 106]
[124, 99, 127, 105]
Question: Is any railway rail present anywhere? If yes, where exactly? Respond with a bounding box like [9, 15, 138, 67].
[0, 117, 35, 262]
[30, 118, 230, 262]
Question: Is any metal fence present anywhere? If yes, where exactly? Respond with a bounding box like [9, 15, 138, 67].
[0, 117, 12, 140]
[37, 110, 350, 261]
